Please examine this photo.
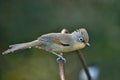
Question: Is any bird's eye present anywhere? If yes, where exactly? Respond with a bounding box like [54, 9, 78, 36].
[79, 37, 83, 41]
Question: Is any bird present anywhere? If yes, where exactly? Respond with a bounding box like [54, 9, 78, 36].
[2, 28, 90, 62]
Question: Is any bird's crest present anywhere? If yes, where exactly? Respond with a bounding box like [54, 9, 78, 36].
[72, 28, 89, 43]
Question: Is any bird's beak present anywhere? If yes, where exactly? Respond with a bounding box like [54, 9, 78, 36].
[86, 42, 90, 46]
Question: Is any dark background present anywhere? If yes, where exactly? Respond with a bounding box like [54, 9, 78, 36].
[0, 0, 120, 80]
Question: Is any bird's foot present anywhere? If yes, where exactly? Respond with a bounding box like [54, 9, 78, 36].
[56, 55, 66, 63]
[51, 51, 66, 63]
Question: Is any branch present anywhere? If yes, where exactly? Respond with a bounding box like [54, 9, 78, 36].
[76, 50, 91, 80]
[58, 29, 68, 80]
[58, 58, 65, 80]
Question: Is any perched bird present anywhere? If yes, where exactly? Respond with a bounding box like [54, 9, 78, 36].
[2, 28, 90, 62]
[80, 64, 100, 80]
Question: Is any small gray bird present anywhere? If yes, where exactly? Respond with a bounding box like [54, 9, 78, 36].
[2, 28, 90, 62]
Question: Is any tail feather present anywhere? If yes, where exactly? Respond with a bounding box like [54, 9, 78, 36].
[2, 40, 39, 55]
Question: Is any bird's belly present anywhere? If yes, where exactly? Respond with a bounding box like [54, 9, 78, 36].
[39, 41, 85, 53]
[45, 43, 70, 53]
[50, 42, 85, 53]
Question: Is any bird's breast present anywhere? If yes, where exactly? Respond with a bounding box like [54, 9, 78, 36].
[71, 42, 85, 51]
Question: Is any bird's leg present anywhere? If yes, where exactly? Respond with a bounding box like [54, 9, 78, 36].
[51, 52, 66, 63]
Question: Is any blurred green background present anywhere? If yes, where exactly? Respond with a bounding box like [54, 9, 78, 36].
[0, 0, 120, 80]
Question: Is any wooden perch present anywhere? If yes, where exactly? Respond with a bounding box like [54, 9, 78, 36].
[76, 50, 91, 80]
[58, 29, 68, 80]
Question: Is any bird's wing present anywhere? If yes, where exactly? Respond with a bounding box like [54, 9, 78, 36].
[38, 33, 72, 46]
[52, 36, 70, 46]
[52, 33, 73, 46]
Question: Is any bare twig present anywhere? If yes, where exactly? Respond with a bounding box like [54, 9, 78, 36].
[76, 50, 91, 80]
[58, 29, 68, 80]
[58, 57, 65, 80]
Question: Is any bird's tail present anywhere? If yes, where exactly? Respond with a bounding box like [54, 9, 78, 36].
[2, 40, 40, 55]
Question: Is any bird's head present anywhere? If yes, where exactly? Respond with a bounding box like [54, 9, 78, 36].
[71, 28, 90, 46]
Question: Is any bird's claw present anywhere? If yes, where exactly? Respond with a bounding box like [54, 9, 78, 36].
[51, 52, 66, 63]
[57, 56, 66, 63]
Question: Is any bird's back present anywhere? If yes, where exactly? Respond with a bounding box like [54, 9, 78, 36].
[37, 33, 75, 52]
